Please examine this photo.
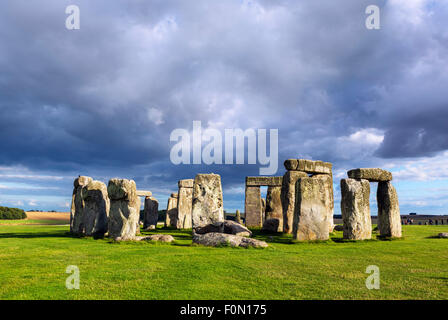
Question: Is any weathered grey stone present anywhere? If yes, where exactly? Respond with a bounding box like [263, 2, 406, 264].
[136, 190, 152, 197]
[333, 225, 344, 231]
[143, 196, 159, 230]
[192, 174, 224, 230]
[70, 176, 93, 234]
[170, 193, 178, 198]
[281, 170, 308, 234]
[261, 198, 266, 221]
[165, 195, 178, 227]
[284, 159, 298, 171]
[348, 168, 392, 182]
[135, 234, 175, 242]
[292, 175, 333, 241]
[265, 186, 283, 232]
[81, 180, 109, 237]
[245, 176, 283, 187]
[193, 232, 268, 248]
[244, 186, 262, 227]
[235, 209, 242, 224]
[262, 218, 280, 233]
[377, 181, 402, 238]
[107, 179, 141, 240]
[177, 179, 193, 229]
[341, 178, 372, 240]
[284, 159, 332, 174]
[297, 159, 332, 175]
[438, 233, 448, 238]
[178, 179, 194, 188]
[194, 220, 252, 237]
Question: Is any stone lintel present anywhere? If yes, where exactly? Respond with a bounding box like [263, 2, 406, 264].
[284, 159, 332, 174]
[348, 168, 392, 182]
[245, 176, 283, 187]
[136, 190, 152, 197]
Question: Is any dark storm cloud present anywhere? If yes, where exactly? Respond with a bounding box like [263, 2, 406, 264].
[0, 0, 447, 211]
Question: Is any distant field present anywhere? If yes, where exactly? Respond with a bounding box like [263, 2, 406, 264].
[0, 212, 70, 226]
[0, 223, 447, 300]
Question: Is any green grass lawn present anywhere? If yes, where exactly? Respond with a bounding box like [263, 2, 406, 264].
[0, 223, 446, 300]
[0, 219, 69, 225]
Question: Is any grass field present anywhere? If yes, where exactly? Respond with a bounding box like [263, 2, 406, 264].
[0, 222, 446, 300]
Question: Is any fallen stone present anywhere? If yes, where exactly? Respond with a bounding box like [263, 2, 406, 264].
[340, 178, 372, 240]
[191, 174, 224, 229]
[135, 234, 175, 242]
[194, 220, 252, 237]
[107, 178, 141, 240]
[293, 175, 333, 241]
[193, 232, 268, 248]
[347, 168, 392, 182]
[377, 181, 402, 238]
[281, 170, 309, 234]
[333, 225, 344, 231]
[438, 233, 448, 238]
[81, 180, 109, 237]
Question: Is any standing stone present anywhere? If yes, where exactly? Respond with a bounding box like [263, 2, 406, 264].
[235, 209, 242, 224]
[281, 171, 308, 234]
[340, 178, 371, 240]
[177, 179, 193, 229]
[265, 186, 283, 232]
[192, 174, 224, 230]
[377, 181, 402, 238]
[244, 186, 262, 227]
[292, 175, 333, 241]
[70, 176, 93, 235]
[107, 179, 140, 240]
[261, 198, 266, 221]
[143, 196, 159, 230]
[81, 180, 109, 237]
[165, 193, 178, 227]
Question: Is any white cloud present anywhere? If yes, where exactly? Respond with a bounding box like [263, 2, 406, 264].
[147, 107, 164, 125]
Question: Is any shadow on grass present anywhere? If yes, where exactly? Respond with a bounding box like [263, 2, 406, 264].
[0, 230, 72, 239]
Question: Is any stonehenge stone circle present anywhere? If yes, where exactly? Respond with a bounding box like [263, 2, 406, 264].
[377, 181, 402, 238]
[70, 176, 93, 235]
[107, 178, 141, 240]
[245, 176, 283, 228]
[165, 193, 178, 227]
[192, 174, 224, 230]
[265, 186, 283, 232]
[292, 174, 333, 241]
[282, 159, 333, 234]
[340, 178, 372, 240]
[177, 179, 193, 229]
[81, 180, 110, 237]
[143, 196, 159, 230]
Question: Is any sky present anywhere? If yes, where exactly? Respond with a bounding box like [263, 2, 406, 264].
[0, 0, 447, 215]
